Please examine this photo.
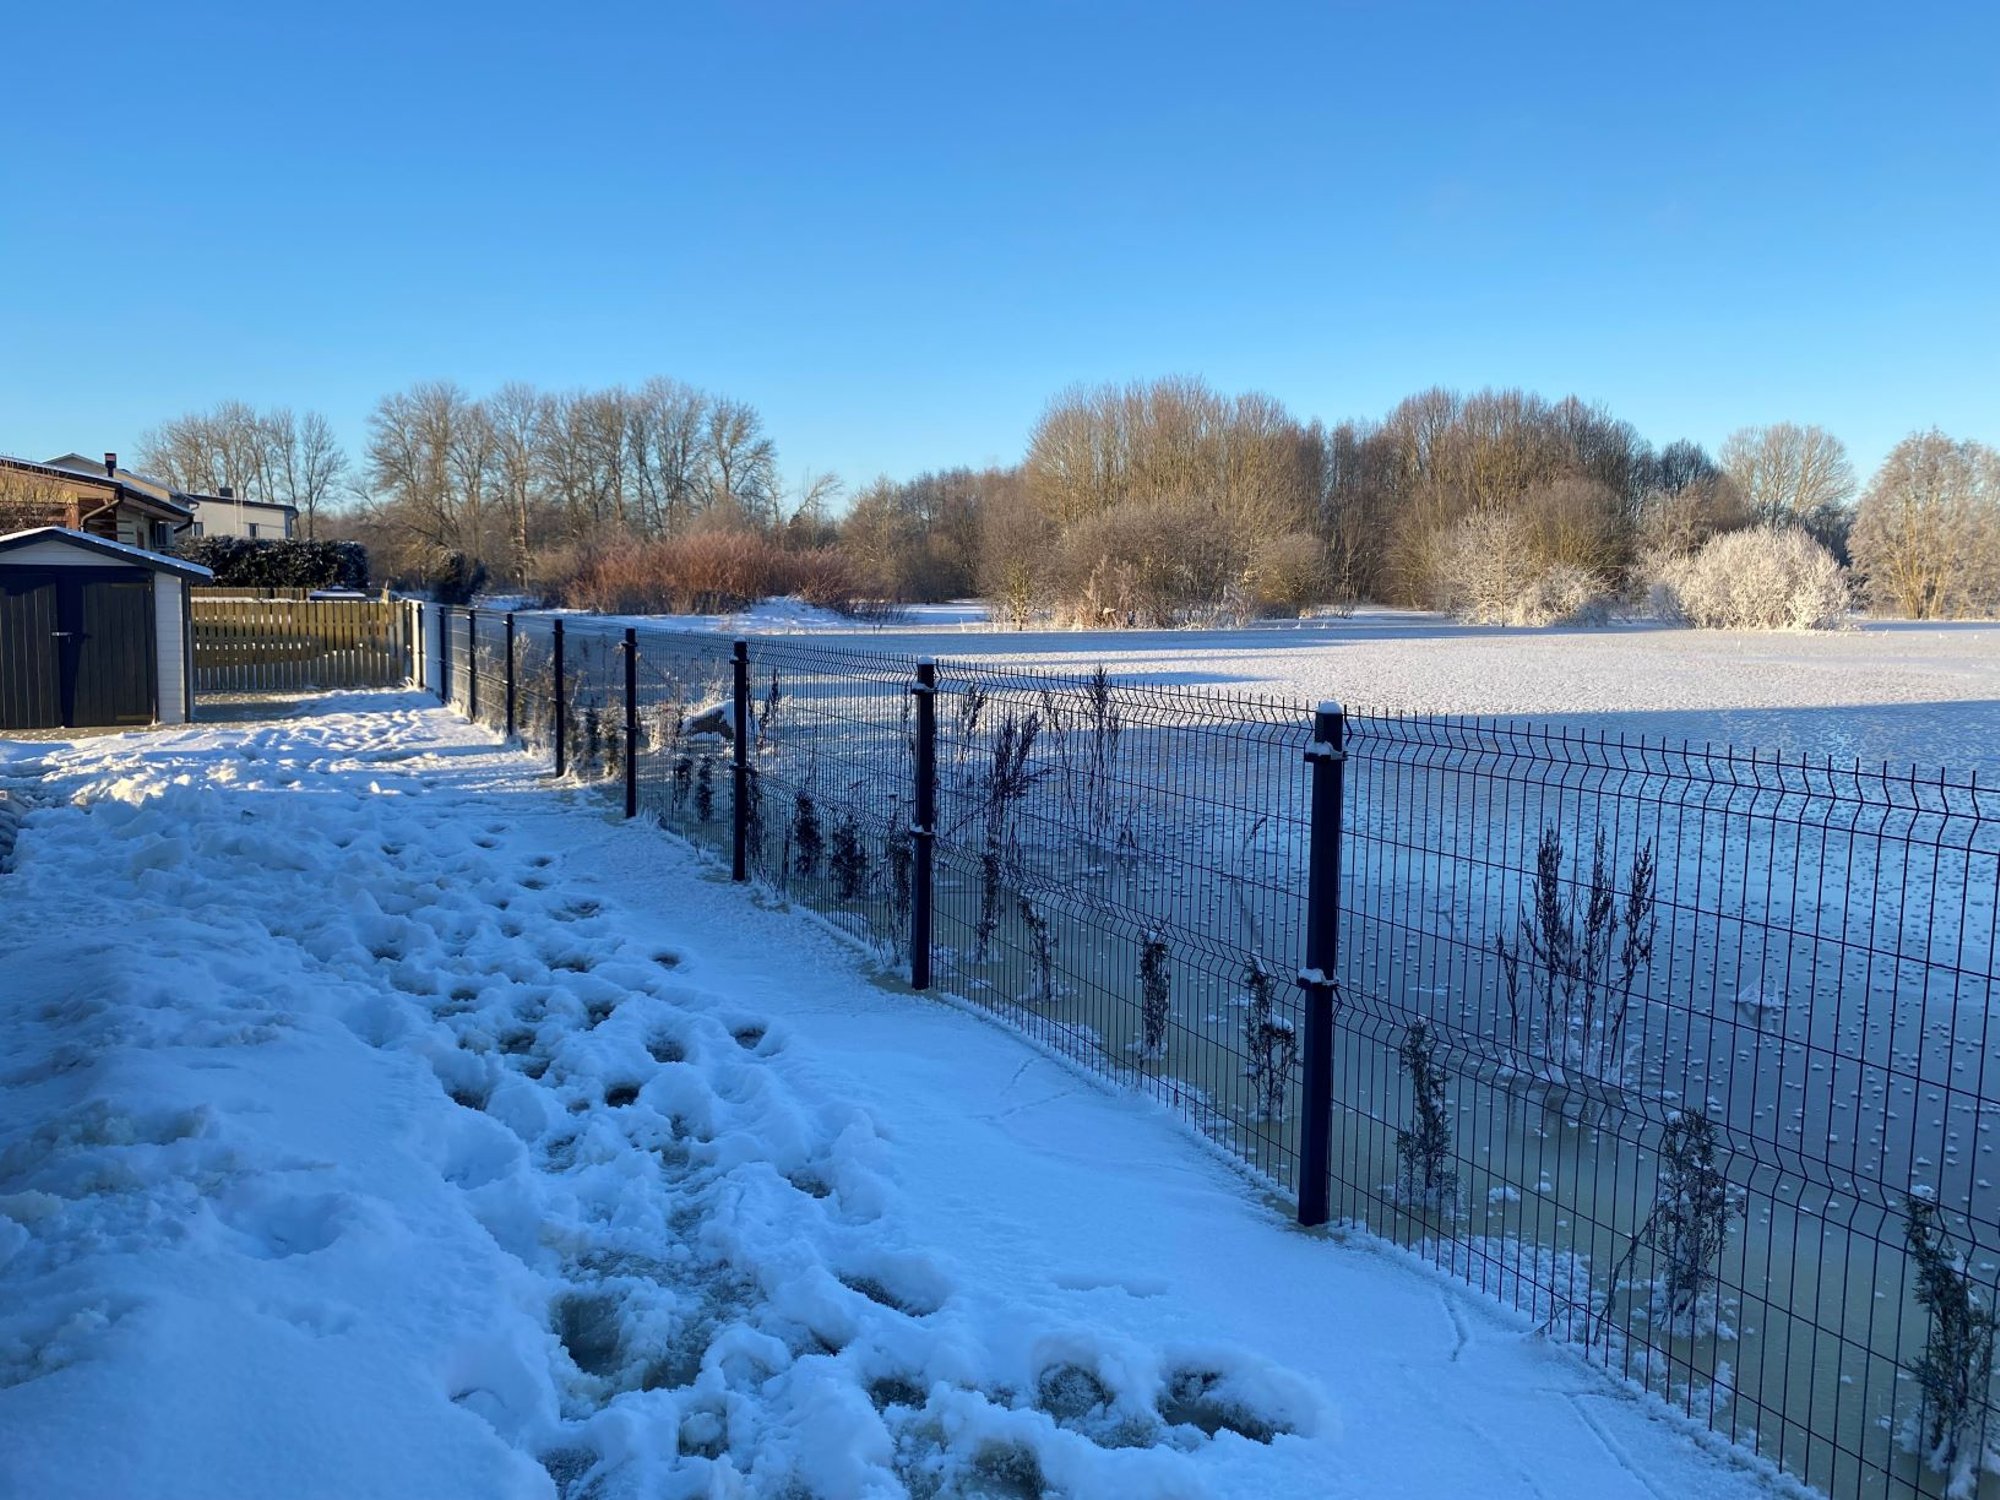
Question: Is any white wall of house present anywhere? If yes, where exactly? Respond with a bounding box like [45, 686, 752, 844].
[155, 574, 187, 725]
[189, 498, 296, 541]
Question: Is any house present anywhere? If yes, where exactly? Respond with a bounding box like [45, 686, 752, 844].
[179, 487, 298, 541]
[0, 526, 213, 730]
[40, 452, 298, 541]
[0, 452, 193, 554]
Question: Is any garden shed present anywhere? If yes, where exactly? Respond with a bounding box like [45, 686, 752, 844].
[0, 527, 212, 730]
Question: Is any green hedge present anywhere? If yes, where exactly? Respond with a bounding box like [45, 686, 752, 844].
[179, 537, 369, 589]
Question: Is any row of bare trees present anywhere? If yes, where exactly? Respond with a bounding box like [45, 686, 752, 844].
[139, 402, 349, 540]
[130, 379, 1996, 622]
[354, 379, 806, 590]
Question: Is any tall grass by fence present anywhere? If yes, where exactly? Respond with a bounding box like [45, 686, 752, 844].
[435, 605, 2000, 1500]
[191, 597, 414, 694]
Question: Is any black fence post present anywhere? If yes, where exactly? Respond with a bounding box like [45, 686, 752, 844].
[440, 607, 453, 706]
[910, 659, 937, 991]
[504, 613, 516, 739]
[1296, 700, 1345, 1227]
[731, 640, 750, 881]
[466, 608, 479, 721]
[622, 628, 639, 818]
[552, 618, 567, 778]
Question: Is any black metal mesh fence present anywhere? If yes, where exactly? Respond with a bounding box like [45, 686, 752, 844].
[432, 610, 2000, 1500]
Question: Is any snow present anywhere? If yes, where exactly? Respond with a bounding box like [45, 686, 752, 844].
[537, 606, 2000, 774]
[0, 696, 1796, 1499]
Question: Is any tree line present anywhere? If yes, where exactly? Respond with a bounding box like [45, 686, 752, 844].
[133, 378, 2000, 623]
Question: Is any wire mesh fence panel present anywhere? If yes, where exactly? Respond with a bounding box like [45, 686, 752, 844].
[1334, 715, 2000, 1500]
[924, 661, 1316, 1195]
[624, 626, 737, 865]
[741, 639, 922, 960]
[443, 609, 475, 717]
[468, 614, 510, 735]
[510, 616, 559, 764]
[424, 625, 2000, 1500]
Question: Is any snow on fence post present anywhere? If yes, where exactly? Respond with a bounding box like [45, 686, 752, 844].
[504, 613, 516, 739]
[731, 640, 750, 881]
[1297, 700, 1346, 1227]
[552, 618, 567, 778]
[466, 608, 480, 721]
[413, 602, 425, 691]
[911, 659, 938, 991]
[622, 627, 639, 819]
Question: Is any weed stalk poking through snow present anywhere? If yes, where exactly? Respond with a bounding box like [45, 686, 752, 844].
[1904, 1189, 1997, 1496]
[1241, 954, 1298, 1122]
[1018, 894, 1058, 1006]
[1599, 1108, 1738, 1347]
[974, 711, 1039, 962]
[792, 787, 823, 877]
[1138, 925, 1171, 1063]
[830, 806, 869, 901]
[1395, 1020, 1460, 1215]
[1495, 824, 1658, 1093]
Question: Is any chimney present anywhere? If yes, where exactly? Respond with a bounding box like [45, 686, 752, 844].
[104, 451, 118, 477]
[219, 485, 234, 500]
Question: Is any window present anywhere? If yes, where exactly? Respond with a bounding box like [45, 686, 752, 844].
[248, 523, 260, 539]
[192, 522, 204, 538]
[150, 521, 171, 550]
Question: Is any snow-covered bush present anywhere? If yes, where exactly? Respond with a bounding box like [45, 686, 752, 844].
[1652, 526, 1849, 631]
[1429, 510, 1611, 626]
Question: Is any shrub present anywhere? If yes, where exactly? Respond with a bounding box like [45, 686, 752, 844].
[1654, 525, 1849, 630]
[1429, 509, 1611, 626]
[179, 536, 369, 590]
[562, 532, 864, 616]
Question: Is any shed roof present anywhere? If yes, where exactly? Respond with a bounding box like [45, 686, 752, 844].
[0, 526, 215, 580]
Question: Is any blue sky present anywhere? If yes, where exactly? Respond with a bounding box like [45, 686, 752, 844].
[2, 2, 1994, 496]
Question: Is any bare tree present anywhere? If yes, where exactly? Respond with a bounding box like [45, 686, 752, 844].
[1720, 423, 1857, 545]
[267, 409, 349, 540]
[703, 398, 779, 528]
[1850, 430, 2000, 619]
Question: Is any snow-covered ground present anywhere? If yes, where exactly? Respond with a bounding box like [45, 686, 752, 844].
[536, 602, 2000, 774]
[0, 697, 1794, 1499]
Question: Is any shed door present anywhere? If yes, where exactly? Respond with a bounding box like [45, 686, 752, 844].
[0, 571, 63, 730]
[73, 578, 157, 726]
[0, 568, 156, 729]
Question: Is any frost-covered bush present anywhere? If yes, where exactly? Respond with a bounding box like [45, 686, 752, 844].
[1652, 525, 1849, 631]
[1429, 510, 1611, 626]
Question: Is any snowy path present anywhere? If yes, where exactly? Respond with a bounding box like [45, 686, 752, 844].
[0, 695, 1792, 1499]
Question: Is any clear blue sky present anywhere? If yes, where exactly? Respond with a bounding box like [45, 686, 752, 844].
[3, 2, 1994, 496]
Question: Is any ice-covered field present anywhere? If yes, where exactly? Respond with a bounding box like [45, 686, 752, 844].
[0, 697, 1791, 1499]
[555, 602, 2000, 776]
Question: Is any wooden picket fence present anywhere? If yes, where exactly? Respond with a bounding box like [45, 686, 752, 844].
[191, 598, 415, 694]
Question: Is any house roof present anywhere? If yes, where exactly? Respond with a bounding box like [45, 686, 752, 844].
[0, 526, 215, 580]
[13, 454, 195, 520]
